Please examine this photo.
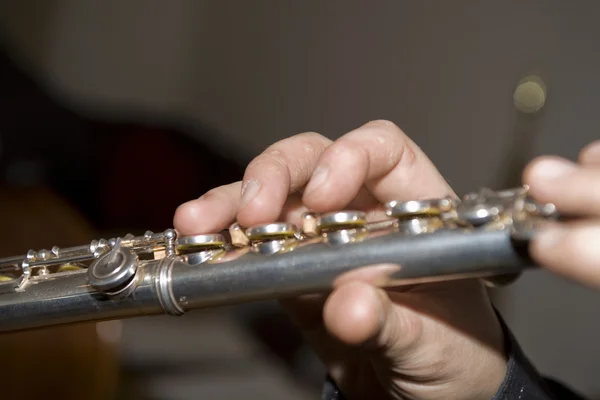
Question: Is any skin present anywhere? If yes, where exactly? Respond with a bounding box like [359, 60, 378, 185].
[174, 121, 598, 399]
[525, 139, 600, 288]
[174, 120, 507, 400]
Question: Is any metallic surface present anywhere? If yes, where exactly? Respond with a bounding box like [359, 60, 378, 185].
[0, 186, 557, 333]
[317, 211, 367, 230]
[246, 223, 298, 240]
[386, 197, 455, 218]
[87, 244, 138, 293]
[176, 234, 226, 249]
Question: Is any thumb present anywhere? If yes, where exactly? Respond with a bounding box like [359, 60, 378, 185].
[323, 282, 423, 359]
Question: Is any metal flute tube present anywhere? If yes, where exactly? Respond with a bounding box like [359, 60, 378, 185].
[172, 228, 532, 309]
[0, 263, 166, 332]
[0, 227, 533, 333]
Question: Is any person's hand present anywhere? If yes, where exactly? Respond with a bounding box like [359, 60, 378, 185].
[524, 140, 600, 288]
[174, 120, 508, 400]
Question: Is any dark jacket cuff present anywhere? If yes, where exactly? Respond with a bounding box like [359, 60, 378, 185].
[321, 313, 585, 399]
[490, 314, 585, 399]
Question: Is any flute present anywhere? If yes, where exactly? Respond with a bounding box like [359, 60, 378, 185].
[0, 185, 556, 333]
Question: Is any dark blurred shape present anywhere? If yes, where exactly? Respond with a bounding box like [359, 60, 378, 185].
[0, 46, 322, 398]
[0, 186, 120, 400]
[0, 48, 244, 233]
[96, 124, 244, 231]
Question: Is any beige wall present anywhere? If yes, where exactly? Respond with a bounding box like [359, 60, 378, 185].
[2, 0, 600, 396]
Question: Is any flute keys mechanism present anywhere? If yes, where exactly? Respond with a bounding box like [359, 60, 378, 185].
[454, 186, 558, 230]
[176, 234, 226, 251]
[304, 210, 369, 245]
[318, 211, 367, 230]
[88, 241, 138, 294]
[175, 233, 227, 265]
[229, 223, 250, 247]
[385, 198, 455, 235]
[245, 222, 299, 255]
[57, 264, 84, 272]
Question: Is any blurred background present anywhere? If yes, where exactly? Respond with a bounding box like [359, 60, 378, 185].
[1, 1, 600, 399]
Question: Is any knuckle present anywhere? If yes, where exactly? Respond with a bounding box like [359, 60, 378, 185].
[245, 149, 289, 180]
[250, 144, 287, 167]
[370, 126, 416, 169]
[262, 132, 323, 159]
[364, 120, 404, 140]
[261, 149, 290, 173]
[293, 132, 329, 157]
[395, 139, 417, 168]
[248, 132, 330, 182]
[366, 119, 401, 132]
[202, 182, 240, 201]
[296, 131, 328, 142]
[273, 131, 327, 147]
[202, 186, 227, 201]
[273, 131, 330, 156]
[345, 121, 417, 170]
[331, 140, 369, 161]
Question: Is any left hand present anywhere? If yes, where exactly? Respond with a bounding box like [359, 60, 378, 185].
[524, 140, 600, 287]
[173, 121, 508, 400]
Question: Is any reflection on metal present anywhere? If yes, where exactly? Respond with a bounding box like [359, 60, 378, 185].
[0, 185, 557, 333]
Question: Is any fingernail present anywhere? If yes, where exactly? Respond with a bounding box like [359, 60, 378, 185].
[240, 179, 260, 207]
[304, 166, 329, 195]
[533, 158, 576, 181]
[534, 224, 566, 250]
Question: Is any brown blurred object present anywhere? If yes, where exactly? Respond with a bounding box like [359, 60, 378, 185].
[0, 186, 120, 400]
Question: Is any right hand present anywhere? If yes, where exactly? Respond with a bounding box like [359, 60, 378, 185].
[174, 120, 509, 400]
[524, 140, 600, 287]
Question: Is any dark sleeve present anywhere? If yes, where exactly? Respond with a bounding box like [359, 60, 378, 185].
[321, 315, 586, 400]
[489, 315, 586, 399]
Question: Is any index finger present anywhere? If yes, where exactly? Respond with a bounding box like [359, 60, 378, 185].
[235, 132, 332, 227]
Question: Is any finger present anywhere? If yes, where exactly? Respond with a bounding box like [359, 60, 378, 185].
[280, 263, 399, 334]
[174, 184, 318, 236]
[323, 282, 422, 355]
[279, 187, 382, 226]
[173, 182, 242, 235]
[531, 219, 600, 288]
[523, 156, 600, 216]
[237, 132, 382, 227]
[301, 120, 454, 212]
[173, 181, 380, 238]
[236, 132, 332, 226]
[579, 140, 600, 166]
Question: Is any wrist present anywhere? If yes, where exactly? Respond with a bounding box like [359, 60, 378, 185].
[470, 347, 509, 400]
[460, 310, 511, 399]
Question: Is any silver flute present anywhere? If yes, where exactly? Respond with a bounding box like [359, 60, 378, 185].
[0, 186, 557, 333]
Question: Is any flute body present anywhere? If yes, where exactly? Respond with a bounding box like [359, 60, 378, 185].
[0, 186, 556, 333]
